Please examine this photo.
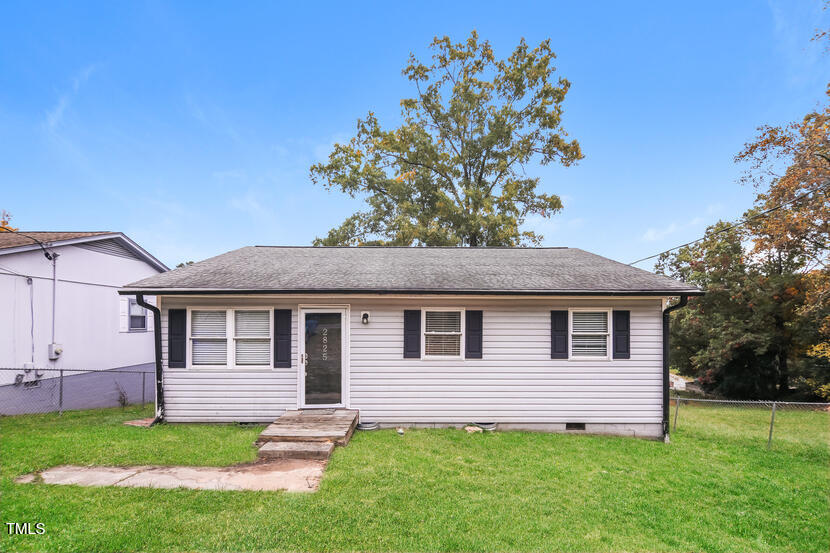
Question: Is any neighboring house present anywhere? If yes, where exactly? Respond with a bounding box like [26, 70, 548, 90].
[120, 246, 700, 439]
[0, 231, 168, 413]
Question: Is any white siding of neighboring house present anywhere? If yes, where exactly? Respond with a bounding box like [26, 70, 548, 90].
[159, 295, 665, 437]
[0, 244, 161, 385]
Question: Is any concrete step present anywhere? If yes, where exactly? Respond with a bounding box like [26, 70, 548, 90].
[258, 441, 334, 461]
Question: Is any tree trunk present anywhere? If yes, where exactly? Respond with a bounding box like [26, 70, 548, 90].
[777, 350, 789, 398]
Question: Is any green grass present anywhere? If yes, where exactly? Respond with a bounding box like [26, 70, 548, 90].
[1, 405, 828, 553]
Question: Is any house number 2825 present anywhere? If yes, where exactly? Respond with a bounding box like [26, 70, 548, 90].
[321, 328, 328, 360]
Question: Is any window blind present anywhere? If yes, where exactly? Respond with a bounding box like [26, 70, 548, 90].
[235, 310, 270, 365]
[235, 311, 269, 337]
[424, 334, 462, 356]
[572, 312, 608, 333]
[571, 311, 609, 357]
[425, 311, 461, 333]
[191, 311, 227, 365]
[571, 335, 608, 357]
[424, 311, 462, 356]
[191, 311, 227, 337]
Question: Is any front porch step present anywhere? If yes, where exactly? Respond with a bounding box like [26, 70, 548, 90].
[258, 409, 359, 446]
[258, 441, 334, 461]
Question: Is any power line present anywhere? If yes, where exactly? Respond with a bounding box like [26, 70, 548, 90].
[0, 228, 58, 260]
[628, 180, 830, 266]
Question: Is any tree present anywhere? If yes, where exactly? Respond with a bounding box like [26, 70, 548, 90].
[176, 261, 194, 269]
[309, 31, 583, 246]
[734, 83, 830, 393]
[659, 76, 830, 399]
[657, 223, 814, 399]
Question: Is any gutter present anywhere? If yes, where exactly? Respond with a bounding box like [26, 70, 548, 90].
[662, 294, 689, 442]
[119, 288, 704, 297]
[136, 293, 164, 425]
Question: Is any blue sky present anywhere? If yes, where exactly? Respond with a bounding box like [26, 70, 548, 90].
[1, 1, 827, 270]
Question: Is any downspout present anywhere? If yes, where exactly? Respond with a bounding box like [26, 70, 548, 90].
[662, 294, 688, 442]
[136, 293, 164, 425]
[51, 254, 57, 345]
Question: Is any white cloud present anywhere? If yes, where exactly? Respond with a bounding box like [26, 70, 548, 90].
[212, 169, 247, 180]
[184, 94, 242, 144]
[43, 64, 97, 133]
[706, 202, 723, 215]
[230, 190, 270, 218]
[642, 223, 678, 242]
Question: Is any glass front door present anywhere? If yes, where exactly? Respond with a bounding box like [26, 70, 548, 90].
[302, 311, 343, 405]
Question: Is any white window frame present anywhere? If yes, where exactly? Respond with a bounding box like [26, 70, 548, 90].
[128, 298, 147, 332]
[568, 308, 612, 361]
[186, 307, 273, 370]
[421, 307, 465, 360]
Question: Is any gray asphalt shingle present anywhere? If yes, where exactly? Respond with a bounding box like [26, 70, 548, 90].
[122, 246, 699, 295]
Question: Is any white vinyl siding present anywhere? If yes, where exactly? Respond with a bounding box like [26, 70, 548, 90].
[423, 309, 463, 358]
[570, 310, 610, 358]
[159, 297, 663, 426]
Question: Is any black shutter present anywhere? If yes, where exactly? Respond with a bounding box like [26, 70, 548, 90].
[274, 309, 292, 368]
[613, 310, 630, 359]
[465, 310, 483, 359]
[550, 310, 568, 359]
[403, 310, 421, 358]
[168, 309, 186, 368]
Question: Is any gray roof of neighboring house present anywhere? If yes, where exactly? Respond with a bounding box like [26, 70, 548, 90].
[0, 231, 112, 249]
[0, 231, 169, 272]
[121, 246, 700, 296]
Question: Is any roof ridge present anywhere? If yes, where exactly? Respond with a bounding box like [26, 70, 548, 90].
[252, 245, 570, 249]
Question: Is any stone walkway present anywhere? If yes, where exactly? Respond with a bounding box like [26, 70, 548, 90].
[15, 459, 325, 492]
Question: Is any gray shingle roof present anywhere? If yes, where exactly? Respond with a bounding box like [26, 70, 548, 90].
[0, 231, 112, 250]
[122, 246, 700, 296]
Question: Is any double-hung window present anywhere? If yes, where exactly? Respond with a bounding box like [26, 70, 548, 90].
[128, 299, 147, 331]
[570, 310, 610, 358]
[191, 310, 228, 365]
[423, 309, 464, 358]
[234, 310, 271, 365]
[189, 309, 273, 367]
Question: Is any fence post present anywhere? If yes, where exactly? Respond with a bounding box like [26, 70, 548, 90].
[672, 396, 681, 432]
[58, 369, 64, 416]
[141, 372, 146, 407]
[767, 401, 777, 450]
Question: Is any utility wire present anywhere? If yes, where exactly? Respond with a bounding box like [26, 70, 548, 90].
[0, 228, 57, 259]
[628, 180, 830, 266]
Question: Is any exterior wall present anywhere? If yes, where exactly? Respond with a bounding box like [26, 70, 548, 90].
[160, 295, 664, 437]
[0, 244, 161, 386]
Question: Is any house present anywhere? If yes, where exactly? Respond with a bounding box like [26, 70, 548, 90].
[119, 246, 700, 439]
[0, 231, 168, 413]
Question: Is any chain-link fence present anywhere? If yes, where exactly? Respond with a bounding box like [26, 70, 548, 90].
[670, 394, 830, 450]
[0, 366, 155, 416]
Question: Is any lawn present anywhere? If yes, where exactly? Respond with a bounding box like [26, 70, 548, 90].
[1, 404, 828, 553]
